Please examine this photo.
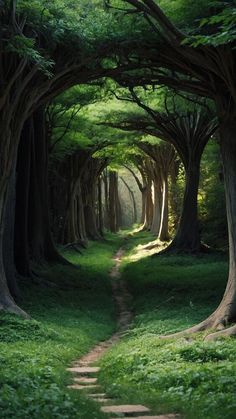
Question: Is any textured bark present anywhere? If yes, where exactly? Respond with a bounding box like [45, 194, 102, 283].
[150, 175, 162, 236]
[0, 135, 28, 316]
[162, 120, 236, 339]
[14, 120, 32, 277]
[83, 159, 105, 240]
[28, 109, 67, 264]
[97, 176, 104, 235]
[165, 159, 201, 252]
[3, 153, 19, 300]
[159, 173, 169, 241]
[143, 177, 153, 231]
[108, 171, 121, 233]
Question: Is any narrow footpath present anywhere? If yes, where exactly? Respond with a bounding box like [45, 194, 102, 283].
[67, 248, 179, 419]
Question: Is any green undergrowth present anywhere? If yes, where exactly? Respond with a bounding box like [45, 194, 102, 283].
[0, 234, 123, 419]
[99, 232, 236, 419]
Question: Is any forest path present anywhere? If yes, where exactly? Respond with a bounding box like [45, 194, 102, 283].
[67, 248, 178, 419]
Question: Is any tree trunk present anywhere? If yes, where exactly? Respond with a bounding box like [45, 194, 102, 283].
[163, 157, 201, 253]
[143, 178, 154, 231]
[159, 174, 169, 241]
[150, 177, 162, 236]
[3, 152, 19, 300]
[162, 120, 236, 340]
[0, 141, 28, 316]
[97, 176, 104, 235]
[28, 109, 68, 264]
[14, 119, 32, 277]
[109, 171, 118, 233]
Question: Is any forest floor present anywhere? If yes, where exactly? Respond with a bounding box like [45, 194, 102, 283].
[0, 230, 236, 418]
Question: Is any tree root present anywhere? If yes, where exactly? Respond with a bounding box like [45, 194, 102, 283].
[205, 324, 236, 341]
[160, 311, 231, 340]
[64, 240, 88, 250]
[0, 298, 30, 319]
[156, 241, 210, 256]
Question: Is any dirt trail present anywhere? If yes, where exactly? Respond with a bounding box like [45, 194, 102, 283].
[67, 248, 180, 419]
[70, 248, 132, 369]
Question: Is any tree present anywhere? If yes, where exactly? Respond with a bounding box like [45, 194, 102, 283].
[0, 0, 144, 314]
[112, 0, 236, 338]
[102, 91, 217, 251]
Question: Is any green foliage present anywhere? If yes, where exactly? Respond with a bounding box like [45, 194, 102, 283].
[99, 232, 234, 419]
[7, 35, 54, 76]
[0, 236, 123, 418]
[0, 314, 58, 343]
[190, 1, 236, 46]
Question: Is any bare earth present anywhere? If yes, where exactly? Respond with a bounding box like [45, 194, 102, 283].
[67, 248, 180, 418]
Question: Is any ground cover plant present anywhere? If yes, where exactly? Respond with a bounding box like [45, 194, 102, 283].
[0, 236, 123, 418]
[99, 232, 235, 419]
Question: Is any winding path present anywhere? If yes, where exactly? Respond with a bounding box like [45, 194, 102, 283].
[67, 248, 179, 419]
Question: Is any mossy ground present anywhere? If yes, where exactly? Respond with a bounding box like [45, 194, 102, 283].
[0, 234, 123, 419]
[99, 232, 236, 419]
[1, 231, 235, 419]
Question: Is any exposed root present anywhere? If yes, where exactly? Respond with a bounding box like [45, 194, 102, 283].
[64, 240, 87, 250]
[160, 311, 230, 339]
[156, 240, 210, 256]
[205, 324, 236, 341]
[0, 299, 30, 319]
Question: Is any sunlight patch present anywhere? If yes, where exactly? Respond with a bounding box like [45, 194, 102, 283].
[125, 240, 167, 262]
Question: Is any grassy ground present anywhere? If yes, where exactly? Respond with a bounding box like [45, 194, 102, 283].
[99, 232, 236, 419]
[0, 234, 123, 419]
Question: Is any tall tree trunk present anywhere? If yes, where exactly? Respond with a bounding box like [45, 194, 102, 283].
[166, 120, 236, 339]
[3, 153, 19, 300]
[97, 176, 104, 235]
[28, 109, 67, 264]
[102, 169, 109, 229]
[150, 176, 162, 236]
[14, 119, 32, 277]
[159, 173, 169, 241]
[143, 178, 154, 231]
[0, 134, 27, 316]
[163, 157, 201, 253]
[109, 171, 118, 233]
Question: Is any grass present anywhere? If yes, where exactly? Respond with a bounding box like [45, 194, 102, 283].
[0, 234, 123, 419]
[99, 232, 236, 419]
[1, 230, 235, 419]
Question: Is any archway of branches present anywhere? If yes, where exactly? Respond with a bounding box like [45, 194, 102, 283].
[0, 0, 236, 342]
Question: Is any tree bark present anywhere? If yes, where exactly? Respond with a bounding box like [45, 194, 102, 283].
[3, 153, 19, 300]
[97, 176, 104, 235]
[14, 119, 32, 277]
[162, 120, 236, 339]
[159, 173, 169, 241]
[150, 175, 162, 236]
[109, 171, 120, 233]
[0, 139, 28, 316]
[28, 109, 68, 264]
[162, 157, 202, 253]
